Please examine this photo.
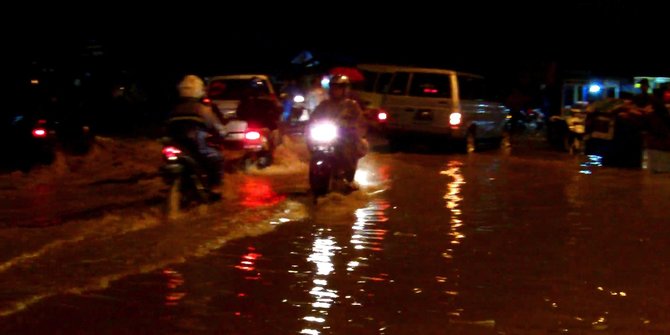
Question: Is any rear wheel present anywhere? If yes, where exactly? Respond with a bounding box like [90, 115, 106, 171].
[166, 177, 182, 217]
[257, 150, 273, 169]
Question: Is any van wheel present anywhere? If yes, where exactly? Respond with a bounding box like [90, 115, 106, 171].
[494, 129, 511, 150]
[460, 131, 477, 153]
[568, 136, 584, 155]
[388, 136, 404, 152]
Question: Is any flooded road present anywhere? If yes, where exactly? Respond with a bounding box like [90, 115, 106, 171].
[2, 136, 670, 334]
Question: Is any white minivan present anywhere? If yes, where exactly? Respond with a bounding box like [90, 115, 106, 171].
[355, 64, 509, 152]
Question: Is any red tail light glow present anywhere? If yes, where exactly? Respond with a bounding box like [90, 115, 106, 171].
[245, 131, 261, 141]
[162, 146, 182, 160]
[32, 128, 47, 138]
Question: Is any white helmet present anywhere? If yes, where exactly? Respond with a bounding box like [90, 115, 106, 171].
[178, 74, 205, 98]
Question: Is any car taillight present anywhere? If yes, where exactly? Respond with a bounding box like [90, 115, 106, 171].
[245, 131, 261, 141]
[162, 146, 182, 160]
[449, 112, 462, 126]
[378, 111, 388, 121]
[32, 128, 47, 138]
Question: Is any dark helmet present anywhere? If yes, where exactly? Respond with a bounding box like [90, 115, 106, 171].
[247, 77, 269, 97]
[330, 74, 351, 87]
[250, 77, 267, 90]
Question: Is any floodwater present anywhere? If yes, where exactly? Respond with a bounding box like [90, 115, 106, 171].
[1, 135, 670, 334]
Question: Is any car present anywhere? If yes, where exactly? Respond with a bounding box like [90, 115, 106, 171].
[206, 74, 278, 121]
[206, 74, 281, 169]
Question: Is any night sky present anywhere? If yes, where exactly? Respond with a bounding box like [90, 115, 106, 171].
[7, 0, 668, 82]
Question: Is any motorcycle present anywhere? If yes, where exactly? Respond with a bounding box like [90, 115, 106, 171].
[509, 107, 545, 132]
[241, 123, 276, 170]
[2, 115, 57, 171]
[159, 138, 220, 213]
[222, 120, 276, 170]
[307, 121, 357, 198]
[279, 91, 311, 136]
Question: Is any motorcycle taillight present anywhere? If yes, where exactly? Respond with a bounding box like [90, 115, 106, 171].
[32, 128, 47, 138]
[162, 146, 182, 160]
[245, 131, 261, 141]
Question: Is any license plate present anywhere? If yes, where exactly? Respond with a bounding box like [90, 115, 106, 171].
[226, 133, 244, 140]
[414, 110, 433, 121]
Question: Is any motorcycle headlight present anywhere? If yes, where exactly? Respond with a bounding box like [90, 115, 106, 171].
[310, 122, 338, 143]
[293, 95, 305, 103]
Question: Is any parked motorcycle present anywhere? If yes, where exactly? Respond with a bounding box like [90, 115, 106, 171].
[509, 107, 545, 132]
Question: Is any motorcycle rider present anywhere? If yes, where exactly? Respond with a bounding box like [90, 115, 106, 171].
[236, 77, 283, 131]
[235, 77, 283, 161]
[166, 74, 226, 198]
[310, 74, 368, 190]
[305, 76, 328, 114]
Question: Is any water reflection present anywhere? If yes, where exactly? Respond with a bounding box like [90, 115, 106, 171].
[354, 158, 392, 190]
[234, 246, 262, 281]
[580, 154, 603, 174]
[351, 201, 389, 252]
[440, 161, 466, 256]
[162, 268, 185, 307]
[28, 183, 58, 227]
[240, 177, 285, 208]
[301, 231, 340, 335]
[300, 200, 390, 335]
[438, 161, 466, 318]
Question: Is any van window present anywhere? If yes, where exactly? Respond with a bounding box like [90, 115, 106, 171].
[376, 73, 393, 93]
[360, 70, 377, 92]
[409, 73, 451, 98]
[208, 78, 270, 100]
[388, 72, 410, 95]
[458, 76, 486, 100]
[563, 86, 576, 107]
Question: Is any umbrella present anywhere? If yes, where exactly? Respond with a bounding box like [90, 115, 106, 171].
[329, 66, 365, 82]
